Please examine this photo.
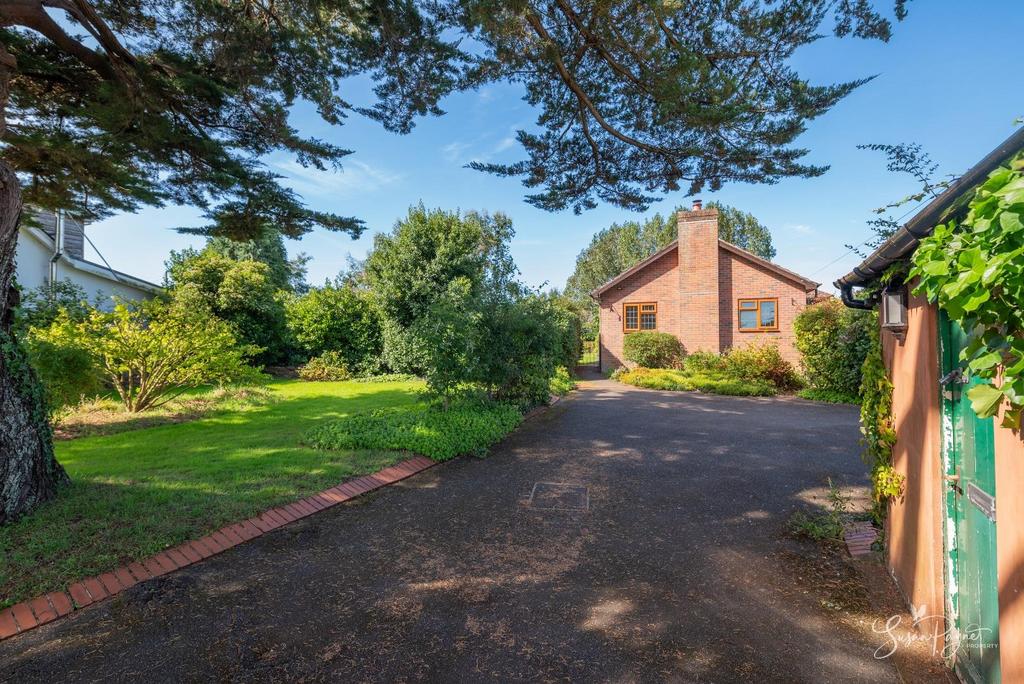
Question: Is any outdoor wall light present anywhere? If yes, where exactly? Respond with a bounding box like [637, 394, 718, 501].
[880, 283, 908, 334]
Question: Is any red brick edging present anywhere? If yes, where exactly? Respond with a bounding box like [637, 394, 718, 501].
[0, 455, 436, 642]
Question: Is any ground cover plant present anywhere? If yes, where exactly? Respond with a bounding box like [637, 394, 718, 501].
[304, 398, 522, 461]
[0, 378, 424, 608]
[613, 367, 776, 397]
[614, 341, 800, 397]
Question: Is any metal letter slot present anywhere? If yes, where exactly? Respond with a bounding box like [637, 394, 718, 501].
[967, 482, 997, 522]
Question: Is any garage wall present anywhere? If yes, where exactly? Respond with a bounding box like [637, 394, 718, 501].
[882, 290, 945, 644]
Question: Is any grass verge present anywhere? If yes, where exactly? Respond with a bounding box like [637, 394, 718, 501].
[0, 378, 425, 608]
[52, 386, 277, 440]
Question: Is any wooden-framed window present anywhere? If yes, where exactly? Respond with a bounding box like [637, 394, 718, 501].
[737, 297, 778, 332]
[624, 302, 657, 332]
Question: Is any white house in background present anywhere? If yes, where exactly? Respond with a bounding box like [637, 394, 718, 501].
[15, 209, 161, 306]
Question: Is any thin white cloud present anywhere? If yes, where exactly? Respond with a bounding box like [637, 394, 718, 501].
[787, 223, 815, 235]
[272, 158, 403, 198]
[441, 141, 473, 164]
[494, 136, 517, 153]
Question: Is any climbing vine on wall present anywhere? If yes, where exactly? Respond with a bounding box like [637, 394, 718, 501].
[910, 153, 1024, 429]
[859, 317, 904, 523]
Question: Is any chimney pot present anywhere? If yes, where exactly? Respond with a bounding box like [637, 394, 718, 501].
[692, 199, 702, 211]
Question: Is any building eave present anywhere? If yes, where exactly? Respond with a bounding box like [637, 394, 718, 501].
[20, 224, 164, 294]
[717, 240, 819, 291]
[590, 240, 679, 299]
[590, 237, 819, 299]
[835, 127, 1024, 305]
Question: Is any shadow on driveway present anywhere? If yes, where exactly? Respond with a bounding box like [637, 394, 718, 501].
[2, 381, 912, 681]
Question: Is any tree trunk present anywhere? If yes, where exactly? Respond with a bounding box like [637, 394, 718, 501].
[0, 159, 68, 525]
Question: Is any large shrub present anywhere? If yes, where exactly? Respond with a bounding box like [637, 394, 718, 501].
[546, 293, 584, 369]
[79, 299, 263, 412]
[24, 311, 103, 414]
[167, 249, 291, 366]
[794, 299, 873, 402]
[297, 351, 351, 381]
[623, 331, 683, 368]
[721, 342, 802, 391]
[365, 205, 583, 406]
[285, 285, 382, 374]
[476, 294, 572, 407]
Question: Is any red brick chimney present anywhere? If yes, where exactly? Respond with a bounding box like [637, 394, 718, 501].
[677, 204, 720, 354]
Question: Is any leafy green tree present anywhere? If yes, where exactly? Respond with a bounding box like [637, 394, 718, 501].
[166, 250, 290, 366]
[409, 277, 483, 405]
[0, 0, 907, 519]
[78, 299, 261, 413]
[707, 202, 776, 260]
[366, 205, 577, 405]
[207, 232, 311, 294]
[365, 205, 516, 373]
[285, 285, 382, 374]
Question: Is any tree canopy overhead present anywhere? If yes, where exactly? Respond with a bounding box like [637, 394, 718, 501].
[0, 0, 472, 241]
[469, 0, 909, 212]
[1, 1, 907, 237]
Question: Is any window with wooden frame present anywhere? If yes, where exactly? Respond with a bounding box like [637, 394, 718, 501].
[737, 298, 778, 332]
[623, 302, 657, 332]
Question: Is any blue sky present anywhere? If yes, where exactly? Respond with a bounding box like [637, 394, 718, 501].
[84, 1, 1024, 294]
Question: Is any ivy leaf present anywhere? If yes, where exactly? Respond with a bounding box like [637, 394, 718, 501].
[1000, 408, 1021, 431]
[999, 210, 1024, 233]
[968, 350, 1002, 372]
[960, 288, 991, 313]
[967, 383, 1005, 418]
[920, 259, 949, 277]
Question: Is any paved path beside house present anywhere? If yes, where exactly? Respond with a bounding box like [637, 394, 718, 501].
[0, 380, 903, 682]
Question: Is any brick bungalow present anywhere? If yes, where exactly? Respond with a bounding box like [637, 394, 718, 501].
[591, 202, 820, 370]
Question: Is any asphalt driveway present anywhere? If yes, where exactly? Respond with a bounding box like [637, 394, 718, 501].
[0, 379, 899, 682]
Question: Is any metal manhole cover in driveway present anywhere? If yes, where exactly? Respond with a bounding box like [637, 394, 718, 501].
[528, 483, 589, 511]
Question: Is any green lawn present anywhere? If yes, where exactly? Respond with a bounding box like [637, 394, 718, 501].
[0, 378, 425, 608]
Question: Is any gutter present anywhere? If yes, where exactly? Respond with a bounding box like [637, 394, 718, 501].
[835, 127, 1024, 308]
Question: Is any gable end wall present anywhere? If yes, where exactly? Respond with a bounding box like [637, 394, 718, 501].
[718, 249, 808, 367]
[597, 244, 811, 370]
[598, 249, 679, 370]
